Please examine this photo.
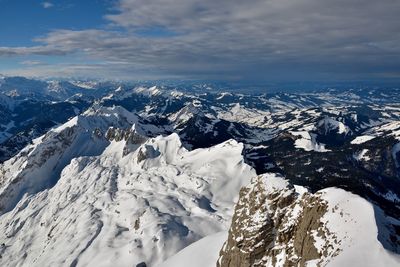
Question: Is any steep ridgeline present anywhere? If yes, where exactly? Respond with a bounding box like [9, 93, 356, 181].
[0, 105, 255, 267]
[0, 76, 120, 162]
[217, 174, 400, 267]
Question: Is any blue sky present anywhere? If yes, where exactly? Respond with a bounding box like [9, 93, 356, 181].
[0, 0, 111, 45]
[0, 0, 113, 73]
[0, 0, 400, 82]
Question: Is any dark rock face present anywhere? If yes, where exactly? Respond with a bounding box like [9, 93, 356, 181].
[105, 127, 147, 144]
[136, 145, 160, 163]
[218, 174, 334, 267]
[105, 127, 148, 157]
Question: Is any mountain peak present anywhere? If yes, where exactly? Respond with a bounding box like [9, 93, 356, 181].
[0, 127, 255, 266]
[169, 102, 206, 126]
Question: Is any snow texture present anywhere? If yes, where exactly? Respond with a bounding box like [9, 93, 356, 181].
[0, 106, 255, 267]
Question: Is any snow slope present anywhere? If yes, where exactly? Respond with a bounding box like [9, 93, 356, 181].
[318, 188, 400, 267]
[351, 135, 376, 144]
[317, 117, 350, 135]
[0, 106, 255, 267]
[157, 231, 228, 267]
[291, 131, 330, 152]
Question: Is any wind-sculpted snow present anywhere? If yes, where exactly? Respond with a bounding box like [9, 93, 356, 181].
[0, 107, 255, 266]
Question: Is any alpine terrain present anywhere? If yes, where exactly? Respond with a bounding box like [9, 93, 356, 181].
[0, 77, 399, 266]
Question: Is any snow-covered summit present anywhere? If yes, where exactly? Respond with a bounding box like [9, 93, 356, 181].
[169, 102, 207, 126]
[134, 86, 163, 97]
[317, 116, 351, 135]
[0, 105, 256, 266]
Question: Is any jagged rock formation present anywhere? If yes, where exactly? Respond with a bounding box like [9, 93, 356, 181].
[217, 174, 400, 267]
[105, 127, 147, 144]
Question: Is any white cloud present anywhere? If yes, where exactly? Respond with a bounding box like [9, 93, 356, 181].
[41, 2, 54, 9]
[20, 60, 45, 66]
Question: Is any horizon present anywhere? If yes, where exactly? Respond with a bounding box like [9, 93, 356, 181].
[1, 73, 400, 93]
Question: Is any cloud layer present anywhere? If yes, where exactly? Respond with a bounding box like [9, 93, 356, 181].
[2, 0, 400, 81]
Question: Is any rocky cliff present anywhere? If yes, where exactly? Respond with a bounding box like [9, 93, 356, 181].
[217, 173, 400, 267]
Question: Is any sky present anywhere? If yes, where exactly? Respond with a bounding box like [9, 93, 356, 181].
[0, 0, 400, 82]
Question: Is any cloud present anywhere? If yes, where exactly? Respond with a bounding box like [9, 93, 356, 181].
[2, 61, 180, 80]
[41, 2, 54, 9]
[0, 45, 71, 56]
[20, 60, 46, 66]
[2, 0, 400, 81]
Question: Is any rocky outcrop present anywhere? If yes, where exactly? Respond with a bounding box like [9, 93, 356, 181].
[105, 127, 147, 144]
[136, 145, 161, 163]
[105, 127, 148, 156]
[217, 174, 338, 267]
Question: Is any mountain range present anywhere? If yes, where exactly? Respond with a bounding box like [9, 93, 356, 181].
[0, 76, 399, 266]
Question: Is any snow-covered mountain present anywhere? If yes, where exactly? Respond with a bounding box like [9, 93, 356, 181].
[0, 76, 399, 266]
[0, 106, 254, 266]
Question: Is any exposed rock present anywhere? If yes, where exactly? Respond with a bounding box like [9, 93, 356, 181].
[217, 173, 400, 267]
[105, 127, 147, 144]
[217, 174, 336, 267]
[105, 127, 148, 156]
[136, 145, 160, 163]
